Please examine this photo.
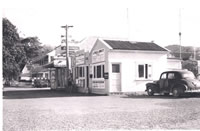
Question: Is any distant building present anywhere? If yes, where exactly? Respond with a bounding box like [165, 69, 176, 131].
[20, 41, 79, 89]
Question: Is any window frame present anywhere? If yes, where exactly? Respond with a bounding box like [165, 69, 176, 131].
[136, 63, 153, 80]
[93, 64, 105, 79]
[112, 64, 120, 73]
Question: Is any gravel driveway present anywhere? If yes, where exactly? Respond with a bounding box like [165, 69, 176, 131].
[3, 87, 200, 130]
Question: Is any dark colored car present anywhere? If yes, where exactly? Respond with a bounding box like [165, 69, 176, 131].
[145, 70, 200, 97]
[33, 79, 50, 88]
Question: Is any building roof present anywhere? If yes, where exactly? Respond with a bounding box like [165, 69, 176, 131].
[78, 36, 98, 52]
[103, 40, 168, 51]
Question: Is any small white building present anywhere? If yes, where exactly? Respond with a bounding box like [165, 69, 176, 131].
[73, 38, 182, 94]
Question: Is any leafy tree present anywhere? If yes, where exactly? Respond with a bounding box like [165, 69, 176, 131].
[166, 45, 200, 75]
[182, 60, 198, 76]
[3, 18, 22, 81]
[3, 18, 49, 82]
[165, 45, 194, 60]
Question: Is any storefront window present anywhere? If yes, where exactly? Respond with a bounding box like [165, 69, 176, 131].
[97, 65, 101, 78]
[93, 64, 104, 78]
[94, 66, 96, 78]
[45, 73, 48, 79]
[79, 66, 85, 77]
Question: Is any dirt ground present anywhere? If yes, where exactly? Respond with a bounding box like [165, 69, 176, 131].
[3, 87, 200, 130]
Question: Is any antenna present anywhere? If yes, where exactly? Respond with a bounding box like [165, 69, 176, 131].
[126, 8, 130, 41]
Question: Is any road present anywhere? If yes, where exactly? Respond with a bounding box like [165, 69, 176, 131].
[3, 87, 200, 130]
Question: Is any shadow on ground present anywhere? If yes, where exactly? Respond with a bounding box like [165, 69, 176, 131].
[122, 93, 200, 99]
[3, 87, 105, 99]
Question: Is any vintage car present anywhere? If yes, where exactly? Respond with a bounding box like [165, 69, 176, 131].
[145, 70, 200, 97]
[33, 79, 50, 88]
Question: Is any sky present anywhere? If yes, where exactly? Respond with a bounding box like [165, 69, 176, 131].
[2, 0, 200, 47]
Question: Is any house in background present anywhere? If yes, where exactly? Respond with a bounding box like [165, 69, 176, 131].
[20, 41, 79, 89]
[42, 42, 80, 90]
[20, 64, 32, 81]
[72, 37, 182, 94]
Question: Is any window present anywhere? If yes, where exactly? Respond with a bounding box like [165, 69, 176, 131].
[138, 65, 144, 78]
[94, 66, 96, 78]
[161, 73, 167, 79]
[45, 73, 48, 79]
[168, 73, 175, 79]
[112, 64, 120, 73]
[78, 66, 85, 78]
[102, 65, 104, 76]
[75, 67, 78, 78]
[93, 64, 105, 78]
[137, 63, 152, 80]
[97, 65, 101, 78]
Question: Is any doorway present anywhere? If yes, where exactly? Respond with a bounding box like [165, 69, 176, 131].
[111, 63, 121, 92]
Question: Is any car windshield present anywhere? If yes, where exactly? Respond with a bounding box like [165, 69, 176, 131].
[182, 72, 195, 79]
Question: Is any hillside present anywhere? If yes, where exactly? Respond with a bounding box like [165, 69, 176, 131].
[165, 45, 200, 60]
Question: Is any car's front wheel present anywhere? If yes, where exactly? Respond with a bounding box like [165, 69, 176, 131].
[147, 88, 154, 96]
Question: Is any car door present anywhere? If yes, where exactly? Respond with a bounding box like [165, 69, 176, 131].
[159, 73, 168, 92]
[167, 72, 176, 91]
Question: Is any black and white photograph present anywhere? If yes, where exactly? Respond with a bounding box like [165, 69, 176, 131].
[2, 0, 200, 130]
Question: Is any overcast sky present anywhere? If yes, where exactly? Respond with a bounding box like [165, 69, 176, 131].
[2, 0, 200, 47]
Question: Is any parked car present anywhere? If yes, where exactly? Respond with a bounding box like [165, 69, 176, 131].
[33, 79, 50, 88]
[145, 70, 200, 97]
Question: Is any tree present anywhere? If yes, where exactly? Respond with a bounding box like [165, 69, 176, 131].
[165, 45, 194, 60]
[182, 60, 198, 76]
[3, 18, 47, 82]
[3, 18, 22, 81]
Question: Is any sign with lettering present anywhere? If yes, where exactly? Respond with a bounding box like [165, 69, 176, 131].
[75, 50, 85, 65]
[92, 48, 105, 63]
[92, 80, 105, 89]
[104, 72, 109, 79]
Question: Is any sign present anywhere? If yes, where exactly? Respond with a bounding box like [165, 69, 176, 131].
[75, 50, 85, 65]
[104, 72, 109, 79]
[92, 48, 105, 63]
[69, 46, 80, 50]
[92, 80, 105, 89]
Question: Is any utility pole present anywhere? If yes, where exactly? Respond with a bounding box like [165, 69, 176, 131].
[179, 9, 182, 60]
[61, 25, 73, 90]
[194, 46, 196, 60]
[179, 32, 182, 59]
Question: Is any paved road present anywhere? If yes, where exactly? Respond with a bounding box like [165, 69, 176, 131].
[3, 87, 200, 130]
